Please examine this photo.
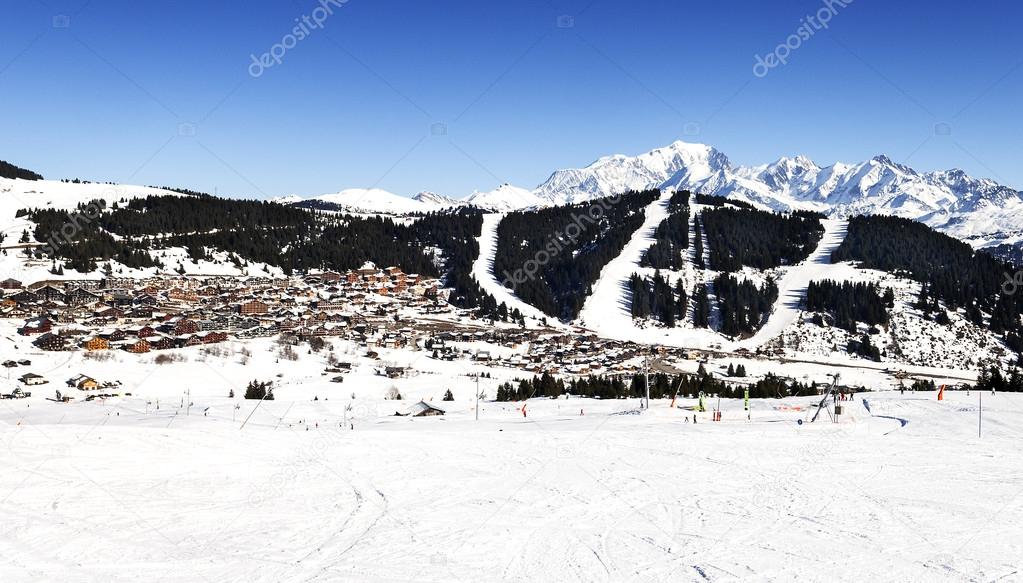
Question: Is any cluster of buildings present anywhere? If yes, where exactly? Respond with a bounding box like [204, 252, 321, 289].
[425, 330, 699, 377]
[2, 263, 720, 391]
[0, 263, 446, 358]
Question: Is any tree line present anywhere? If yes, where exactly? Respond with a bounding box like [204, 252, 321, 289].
[702, 207, 824, 271]
[0, 159, 42, 180]
[715, 274, 778, 337]
[493, 190, 659, 321]
[23, 193, 508, 316]
[832, 214, 1023, 352]
[805, 279, 891, 332]
[494, 368, 820, 401]
[628, 271, 687, 326]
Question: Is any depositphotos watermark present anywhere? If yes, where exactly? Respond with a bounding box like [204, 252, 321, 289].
[1002, 270, 1023, 295]
[248, 0, 349, 78]
[752, 0, 854, 78]
[41, 199, 106, 255]
[501, 194, 622, 290]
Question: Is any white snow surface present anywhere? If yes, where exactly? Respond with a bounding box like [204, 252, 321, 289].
[311, 188, 445, 215]
[471, 213, 556, 324]
[577, 196, 727, 349]
[738, 219, 849, 349]
[577, 189, 672, 329]
[1, 333, 1017, 582]
[0, 177, 284, 281]
[463, 184, 545, 212]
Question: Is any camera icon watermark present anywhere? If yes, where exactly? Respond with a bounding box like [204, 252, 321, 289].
[934, 122, 952, 137]
[178, 123, 197, 137]
[52, 15, 71, 28]
[682, 121, 701, 136]
[556, 15, 575, 29]
[430, 122, 447, 137]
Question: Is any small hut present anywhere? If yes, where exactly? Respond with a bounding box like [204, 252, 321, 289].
[408, 401, 445, 417]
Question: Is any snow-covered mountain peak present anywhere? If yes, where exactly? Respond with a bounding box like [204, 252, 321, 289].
[463, 184, 543, 212]
[412, 191, 463, 207]
[310, 188, 436, 215]
[534, 140, 730, 205]
[268, 138, 1021, 250]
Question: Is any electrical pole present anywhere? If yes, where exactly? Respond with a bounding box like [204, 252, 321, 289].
[475, 375, 480, 421]
[643, 356, 650, 410]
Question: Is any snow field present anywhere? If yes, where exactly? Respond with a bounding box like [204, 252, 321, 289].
[2, 388, 1021, 582]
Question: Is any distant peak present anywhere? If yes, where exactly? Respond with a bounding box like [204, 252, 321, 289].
[665, 139, 713, 151]
[773, 154, 818, 169]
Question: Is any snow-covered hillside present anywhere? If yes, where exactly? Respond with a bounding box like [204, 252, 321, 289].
[0, 177, 284, 281]
[1, 331, 1017, 582]
[289, 184, 543, 214]
[471, 213, 557, 324]
[309, 188, 450, 215]
[463, 184, 544, 212]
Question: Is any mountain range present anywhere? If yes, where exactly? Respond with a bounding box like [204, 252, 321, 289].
[287, 140, 1023, 249]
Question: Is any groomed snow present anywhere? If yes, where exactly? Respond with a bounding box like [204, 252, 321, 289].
[577, 195, 730, 349]
[471, 213, 559, 325]
[2, 380, 1019, 581]
[738, 219, 848, 349]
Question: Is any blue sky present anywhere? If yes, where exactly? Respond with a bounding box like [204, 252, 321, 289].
[0, 0, 1020, 198]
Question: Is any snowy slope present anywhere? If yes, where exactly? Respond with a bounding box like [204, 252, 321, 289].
[576, 192, 730, 349]
[412, 190, 465, 208]
[463, 184, 544, 212]
[306, 188, 449, 215]
[0, 177, 285, 281]
[737, 219, 849, 349]
[2, 338, 1019, 583]
[471, 213, 558, 324]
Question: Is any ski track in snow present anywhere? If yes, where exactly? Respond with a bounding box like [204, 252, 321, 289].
[695, 208, 722, 331]
[3, 390, 1020, 582]
[738, 219, 849, 349]
[577, 190, 673, 330]
[577, 196, 731, 349]
[472, 213, 556, 323]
